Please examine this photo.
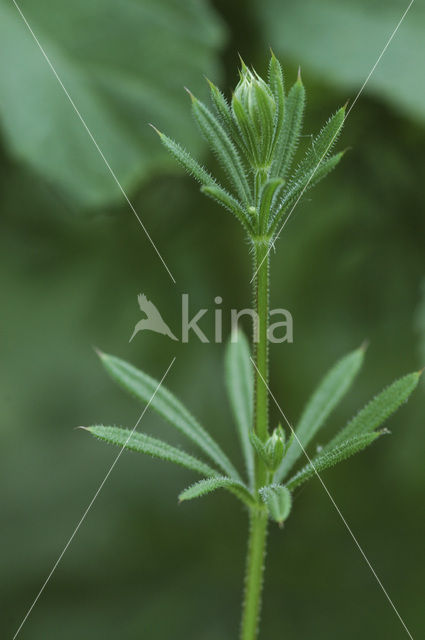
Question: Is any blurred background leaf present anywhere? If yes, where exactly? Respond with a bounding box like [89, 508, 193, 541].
[0, 0, 225, 207]
[257, 0, 425, 122]
[1, 0, 425, 638]
[415, 277, 425, 365]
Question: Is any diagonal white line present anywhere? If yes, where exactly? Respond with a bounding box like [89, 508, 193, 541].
[251, 0, 415, 283]
[250, 356, 414, 640]
[12, 357, 176, 640]
[11, 0, 176, 284]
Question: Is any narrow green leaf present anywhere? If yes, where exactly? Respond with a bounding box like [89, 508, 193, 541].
[259, 177, 285, 233]
[276, 345, 365, 482]
[157, 132, 215, 188]
[201, 185, 253, 233]
[327, 371, 421, 450]
[260, 484, 292, 525]
[270, 108, 345, 231]
[98, 352, 241, 480]
[179, 475, 256, 507]
[291, 106, 345, 185]
[207, 79, 249, 157]
[225, 330, 255, 487]
[190, 95, 251, 203]
[86, 425, 217, 477]
[286, 431, 384, 491]
[268, 53, 285, 155]
[307, 150, 345, 188]
[252, 81, 275, 162]
[269, 151, 345, 235]
[232, 95, 259, 165]
[249, 430, 269, 465]
[272, 75, 305, 178]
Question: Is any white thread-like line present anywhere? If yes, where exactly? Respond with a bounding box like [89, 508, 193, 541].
[251, 0, 415, 283]
[250, 357, 414, 640]
[11, 0, 176, 284]
[12, 357, 176, 640]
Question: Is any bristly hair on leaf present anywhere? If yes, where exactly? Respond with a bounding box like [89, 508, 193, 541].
[80, 49, 423, 640]
[84, 341, 420, 512]
[153, 53, 346, 244]
[84, 54, 421, 540]
[178, 476, 256, 508]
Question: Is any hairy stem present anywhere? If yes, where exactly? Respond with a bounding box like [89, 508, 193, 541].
[253, 242, 270, 439]
[240, 508, 268, 640]
[240, 240, 271, 640]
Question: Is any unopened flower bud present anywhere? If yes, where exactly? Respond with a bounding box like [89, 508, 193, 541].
[232, 65, 276, 166]
[264, 425, 286, 471]
[262, 485, 292, 527]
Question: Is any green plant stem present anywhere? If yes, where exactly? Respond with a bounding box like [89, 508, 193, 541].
[240, 508, 268, 640]
[253, 240, 270, 491]
[240, 240, 271, 640]
[253, 240, 270, 444]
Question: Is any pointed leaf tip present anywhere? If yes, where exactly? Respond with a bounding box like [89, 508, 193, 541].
[325, 370, 421, 452]
[237, 52, 249, 72]
[360, 339, 370, 353]
[148, 123, 163, 137]
[179, 476, 255, 507]
[97, 354, 240, 479]
[88, 426, 218, 477]
[184, 86, 196, 101]
[285, 431, 384, 491]
[204, 76, 219, 93]
[297, 66, 302, 82]
[276, 346, 365, 482]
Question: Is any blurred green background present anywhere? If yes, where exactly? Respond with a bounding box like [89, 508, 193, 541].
[1, 0, 424, 638]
